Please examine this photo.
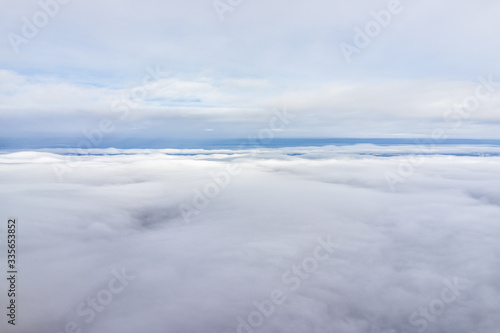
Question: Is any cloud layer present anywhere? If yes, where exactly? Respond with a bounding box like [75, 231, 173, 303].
[1, 146, 499, 332]
[2, 1, 500, 143]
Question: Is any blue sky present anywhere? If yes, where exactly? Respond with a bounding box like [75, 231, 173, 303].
[1, 0, 500, 147]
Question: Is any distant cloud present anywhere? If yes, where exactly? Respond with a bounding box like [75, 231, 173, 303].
[2, 1, 500, 143]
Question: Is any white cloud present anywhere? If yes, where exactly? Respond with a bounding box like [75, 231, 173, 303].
[2, 69, 500, 142]
[2, 1, 500, 141]
[0, 146, 499, 332]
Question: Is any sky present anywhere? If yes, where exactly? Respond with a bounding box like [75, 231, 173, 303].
[1, 0, 500, 146]
[2, 3, 500, 331]
[1, 146, 500, 332]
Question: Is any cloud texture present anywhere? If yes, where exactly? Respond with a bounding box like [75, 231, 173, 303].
[1, 146, 499, 332]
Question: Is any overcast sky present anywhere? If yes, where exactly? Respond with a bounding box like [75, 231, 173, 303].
[1, 0, 500, 147]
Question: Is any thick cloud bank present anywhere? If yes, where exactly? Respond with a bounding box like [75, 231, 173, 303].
[0, 146, 499, 333]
